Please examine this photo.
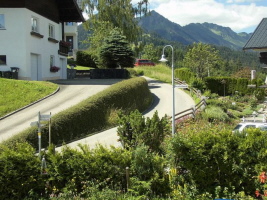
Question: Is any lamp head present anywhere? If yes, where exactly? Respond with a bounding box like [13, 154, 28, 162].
[159, 54, 168, 62]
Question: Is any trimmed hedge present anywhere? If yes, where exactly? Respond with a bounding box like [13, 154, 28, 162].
[76, 51, 97, 68]
[204, 77, 249, 96]
[4, 77, 153, 149]
[175, 68, 194, 84]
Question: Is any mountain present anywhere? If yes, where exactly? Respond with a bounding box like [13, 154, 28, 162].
[138, 10, 252, 49]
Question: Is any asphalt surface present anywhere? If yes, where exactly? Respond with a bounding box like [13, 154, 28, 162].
[56, 77, 195, 151]
[0, 77, 195, 150]
[0, 79, 123, 142]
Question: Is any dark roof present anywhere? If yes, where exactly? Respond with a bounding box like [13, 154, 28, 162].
[243, 18, 267, 50]
[0, 0, 85, 23]
[57, 0, 85, 22]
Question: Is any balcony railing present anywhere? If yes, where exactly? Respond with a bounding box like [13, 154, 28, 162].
[58, 41, 70, 56]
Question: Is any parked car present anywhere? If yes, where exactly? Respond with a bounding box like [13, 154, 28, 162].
[232, 122, 267, 133]
[134, 59, 155, 67]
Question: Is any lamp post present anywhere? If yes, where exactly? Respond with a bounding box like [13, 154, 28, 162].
[159, 45, 175, 136]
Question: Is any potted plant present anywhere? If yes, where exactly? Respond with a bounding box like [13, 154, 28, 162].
[50, 66, 60, 72]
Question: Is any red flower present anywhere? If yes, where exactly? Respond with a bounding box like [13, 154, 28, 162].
[255, 190, 261, 197]
[260, 172, 267, 183]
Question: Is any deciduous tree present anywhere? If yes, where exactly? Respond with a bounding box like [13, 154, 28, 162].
[183, 43, 220, 79]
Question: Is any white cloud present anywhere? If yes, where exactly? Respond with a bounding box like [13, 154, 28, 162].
[140, 0, 267, 33]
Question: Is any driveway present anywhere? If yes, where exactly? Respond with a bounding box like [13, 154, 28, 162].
[56, 77, 195, 151]
[0, 77, 195, 148]
[0, 79, 123, 142]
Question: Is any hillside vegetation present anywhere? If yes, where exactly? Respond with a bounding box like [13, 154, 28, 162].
[0, 79, 58, 118]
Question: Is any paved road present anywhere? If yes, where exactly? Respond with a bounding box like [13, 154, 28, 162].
[56, 77, 195, 151]
[0, 77, 195, 149]
[0, 79, 123, 142]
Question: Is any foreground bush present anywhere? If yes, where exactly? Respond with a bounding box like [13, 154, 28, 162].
[168, 120, 267, 198]
[4, 77, 152, 149]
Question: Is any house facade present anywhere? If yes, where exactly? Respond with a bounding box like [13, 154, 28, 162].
[0, 0, 84, 80]
[243, 18, 267, 65]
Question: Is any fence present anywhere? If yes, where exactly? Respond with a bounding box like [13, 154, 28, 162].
[174, 99, 206, 121]
[173, 78, 206, 121]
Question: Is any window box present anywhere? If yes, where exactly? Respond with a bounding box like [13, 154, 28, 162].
[48, 37, 59, 43]
[31, 31, 44, 38]
[50, 66, 60, 72]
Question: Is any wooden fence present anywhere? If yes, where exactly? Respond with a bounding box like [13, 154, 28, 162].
[173, 78, 206, 121]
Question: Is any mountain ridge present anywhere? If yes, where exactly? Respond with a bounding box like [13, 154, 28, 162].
[138, 10, 252, 49]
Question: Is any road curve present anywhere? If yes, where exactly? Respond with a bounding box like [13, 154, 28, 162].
[56, 77, 195, 151]
[0, 79, 123, 142]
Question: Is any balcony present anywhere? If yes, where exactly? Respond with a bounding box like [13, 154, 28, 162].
[58, 41, 70, 56]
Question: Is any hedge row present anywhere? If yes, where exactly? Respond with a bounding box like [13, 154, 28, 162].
[76, 51, 97, 68]
[204, 77, 249, 96]
[4, 77, 153, 149]
[175, 68, 195, 83]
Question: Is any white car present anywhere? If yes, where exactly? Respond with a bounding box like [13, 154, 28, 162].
[233, 122, 267, 133]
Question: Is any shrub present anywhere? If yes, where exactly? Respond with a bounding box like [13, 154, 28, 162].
[117, 110, 170, 154]
[0, 143, 45, 199]
[167, 122, 267, 198]
[254, 88, 265, 101]
[202, 105, 230, 122]
[190, 77, 206, 92]
[76, 51, 97, 68]
[175, 68, 195, 83]
[4, 77, 153, 149]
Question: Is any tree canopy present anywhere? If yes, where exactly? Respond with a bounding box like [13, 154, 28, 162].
[100, 28, 134, 68]
[82, 0, 149, 43]
[183, 43, 221, 79]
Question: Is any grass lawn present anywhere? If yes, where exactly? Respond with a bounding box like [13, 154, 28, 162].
[133, 64, 172, 83]
[0, 78, 58, 117]
[67, 65, 92, 70]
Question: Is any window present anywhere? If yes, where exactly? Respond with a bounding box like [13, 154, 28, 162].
[0, 14, 5, 29]
[0, 55, 6, 65]
[31, 17, 38, 32]
[65, 22, 74, 26]
[50, 55, 54, 67]
[49, 24, 54, 38]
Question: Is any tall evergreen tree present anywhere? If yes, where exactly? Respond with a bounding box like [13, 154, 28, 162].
[100, 28, 134, 68]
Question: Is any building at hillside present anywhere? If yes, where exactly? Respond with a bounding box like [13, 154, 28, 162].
[0, 0, 84, 80]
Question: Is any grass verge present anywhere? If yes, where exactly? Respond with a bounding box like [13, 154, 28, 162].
[0, 78, 58, 117]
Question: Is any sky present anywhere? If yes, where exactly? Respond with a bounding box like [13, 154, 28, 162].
[131, 0, 267, 33]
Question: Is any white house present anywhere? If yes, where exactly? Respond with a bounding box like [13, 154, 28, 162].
[0, 0, 84, 80]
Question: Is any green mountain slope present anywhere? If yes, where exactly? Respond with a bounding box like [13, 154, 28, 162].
[138, 11, 252, 49]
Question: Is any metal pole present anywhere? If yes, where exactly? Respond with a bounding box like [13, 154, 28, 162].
[171, 46, 175, 137]
[38, 111, 41, 157]
[161, 45, 175, 136]
[126, 167, 130, 191]
[49, 112, 51, 146]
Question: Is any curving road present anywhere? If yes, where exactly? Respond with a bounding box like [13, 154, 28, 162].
[56, 77, 195, 151]
[0, 77, 195, 149]
[0, 79, 123, 142]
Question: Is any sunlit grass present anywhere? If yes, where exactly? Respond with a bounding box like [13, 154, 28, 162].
[133, 64, 172, 83]
[67, 65, 92, 70]
[0, 79, 58, 117]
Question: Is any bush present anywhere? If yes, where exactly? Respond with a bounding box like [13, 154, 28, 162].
[204, 77, 249, 96]
[254, 88, 265, 101]
[190, 77, 206, 92]
[167, 122, 267, 198]
[117, 110, 170, 154]
[4, 77, 153, 149]
[175, 68, 195, 83]
[202, 105, 230, 122]
[76, 51, 97, 68]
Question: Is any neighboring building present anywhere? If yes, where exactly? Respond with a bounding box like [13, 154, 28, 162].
[243, 18, 267, 65]
[0, 0, 84, 81]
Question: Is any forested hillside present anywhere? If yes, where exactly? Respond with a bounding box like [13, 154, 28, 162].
[78, 10, 260, 71]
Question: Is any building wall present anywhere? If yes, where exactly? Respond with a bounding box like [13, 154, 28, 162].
[0, 8, 68, 80]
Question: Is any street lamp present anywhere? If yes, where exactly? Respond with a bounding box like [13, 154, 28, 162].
[159, 45, 175, 136]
